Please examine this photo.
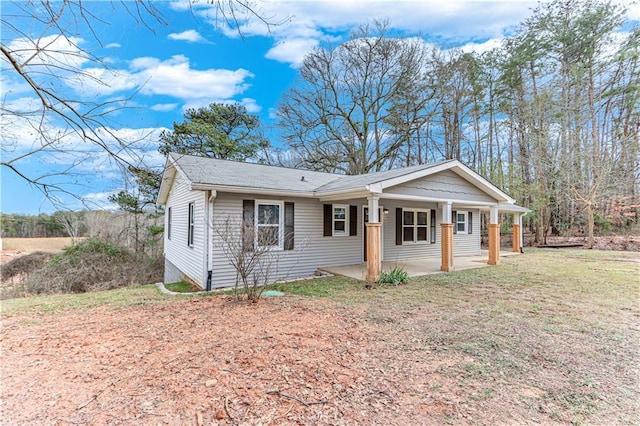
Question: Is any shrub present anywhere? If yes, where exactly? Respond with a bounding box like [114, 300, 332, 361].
[378, 267, 409, 286]
[9, 239, 163, 297]
[0, 251, 55, 280]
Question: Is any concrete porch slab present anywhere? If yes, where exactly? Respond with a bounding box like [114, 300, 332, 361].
[318, 250, 520, 281]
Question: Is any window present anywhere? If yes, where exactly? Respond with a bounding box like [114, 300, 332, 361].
[167, 207, 172, 240]
[333, 204, 348, 236]
[187, 202, 195, 247]
[256, 201, 283, 249]
[403, 209, 429, 243]
[456, 211, 467, 234]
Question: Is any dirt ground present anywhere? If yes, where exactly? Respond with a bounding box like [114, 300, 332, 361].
[0, 295, 532, 426]
[2, 250, 638, 425]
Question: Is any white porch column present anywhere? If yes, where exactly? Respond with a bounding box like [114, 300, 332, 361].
[488, 206, 500, 265]
[440, 201, 454, 272]
[367, 195, 380, 223]
[365, 195, 382, 282]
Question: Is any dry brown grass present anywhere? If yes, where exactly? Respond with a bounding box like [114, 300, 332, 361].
[1, 237, 81, 252]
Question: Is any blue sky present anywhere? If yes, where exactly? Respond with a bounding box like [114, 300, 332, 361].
[2, 0, 638, 214]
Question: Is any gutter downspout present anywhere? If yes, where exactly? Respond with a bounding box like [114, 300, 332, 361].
[206, 190, 217, 291]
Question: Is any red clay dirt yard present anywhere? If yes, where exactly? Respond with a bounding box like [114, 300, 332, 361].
[1, 250, 639, 425]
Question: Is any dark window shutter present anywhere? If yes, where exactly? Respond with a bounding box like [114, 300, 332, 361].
[242, 200, 254, 251]
[468, 212, 473, 234]
[452, 210, 457, 234]
[323, 204, 332, 237]
[396, 208, 403, 245]
[430, 209, 436, 243]
[284, 202, 294, 250]
[349, 205, 357, 236]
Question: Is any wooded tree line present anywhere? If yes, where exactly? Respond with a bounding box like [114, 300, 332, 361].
[1, 211, 162, 256]
[276, 0, 639, 244]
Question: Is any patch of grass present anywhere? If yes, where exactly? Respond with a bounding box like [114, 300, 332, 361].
[164, 281, 201, 293]
[269, 276, 365, 299]
[1, 284, 171, 316]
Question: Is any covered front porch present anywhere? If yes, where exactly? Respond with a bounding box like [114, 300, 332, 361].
[319, 250, 521, 280]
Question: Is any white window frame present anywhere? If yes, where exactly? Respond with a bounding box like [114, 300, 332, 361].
[402, 208, 430, 243]
[456, 211, 468, 234]
[167, 207, 172, 240]
[255, 200, 284, 250]
[332, 204, 349, 236]
[187, 202, 195, 247]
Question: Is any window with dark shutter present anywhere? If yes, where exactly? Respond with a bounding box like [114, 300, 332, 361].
[468, 212, 473, 234]
[284, 202, 294, 250]
[323, 204, 332, 237]
[395, 208, 402, 245]
[430, 209, 436, 243]
[188, 202, 195, 247]
[452, 210, 457, 234]
[349, 205, 357, 236]
[242, 200, 255, 251]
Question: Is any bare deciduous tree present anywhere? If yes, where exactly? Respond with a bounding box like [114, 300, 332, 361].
[277, 21, 430, 175]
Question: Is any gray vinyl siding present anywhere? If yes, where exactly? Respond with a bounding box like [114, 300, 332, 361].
[381, 200, 441, 262]
[386, 169, 496, 203]
[210, 193, 363, 288]
[163, 172, 206, 286]
[382, 201, 481, 261]
[452, 208, 482, 256]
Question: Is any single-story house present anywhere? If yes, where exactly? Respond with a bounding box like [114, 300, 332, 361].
[157, 152, 530, 289]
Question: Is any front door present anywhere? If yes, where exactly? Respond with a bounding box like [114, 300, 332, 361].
[363, 207, 382, 262]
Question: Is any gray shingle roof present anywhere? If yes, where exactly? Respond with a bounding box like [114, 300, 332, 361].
[169, 153, 459, 195]
[314, 160, 453, 193]
[169, 153, 344, 193]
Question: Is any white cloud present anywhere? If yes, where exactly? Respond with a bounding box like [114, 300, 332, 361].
[239, 98, 262, 113]
[203, 0, 540, 66]
[168, 29, 209, 43]
[265, 38, 320, 68]
[105, 42, 121, 49]
[131, 55, 254, 101]
[150, 103, 180, 112]
[64, 67, 138, 97]
[459, 38, 505, 55]
[4, 34, 90, 69]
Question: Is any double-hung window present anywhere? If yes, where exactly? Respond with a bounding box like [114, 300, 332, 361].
[256, 201, 283, 249]
[187, 202, 195, 247]
[403, 209, 429, 243]
[333, 204, 348, 236]
[456, 211, 468, 234]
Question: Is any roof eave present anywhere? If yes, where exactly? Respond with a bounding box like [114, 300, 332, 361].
[157, 157, 177, 206]
[191, 183, 318, 198]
